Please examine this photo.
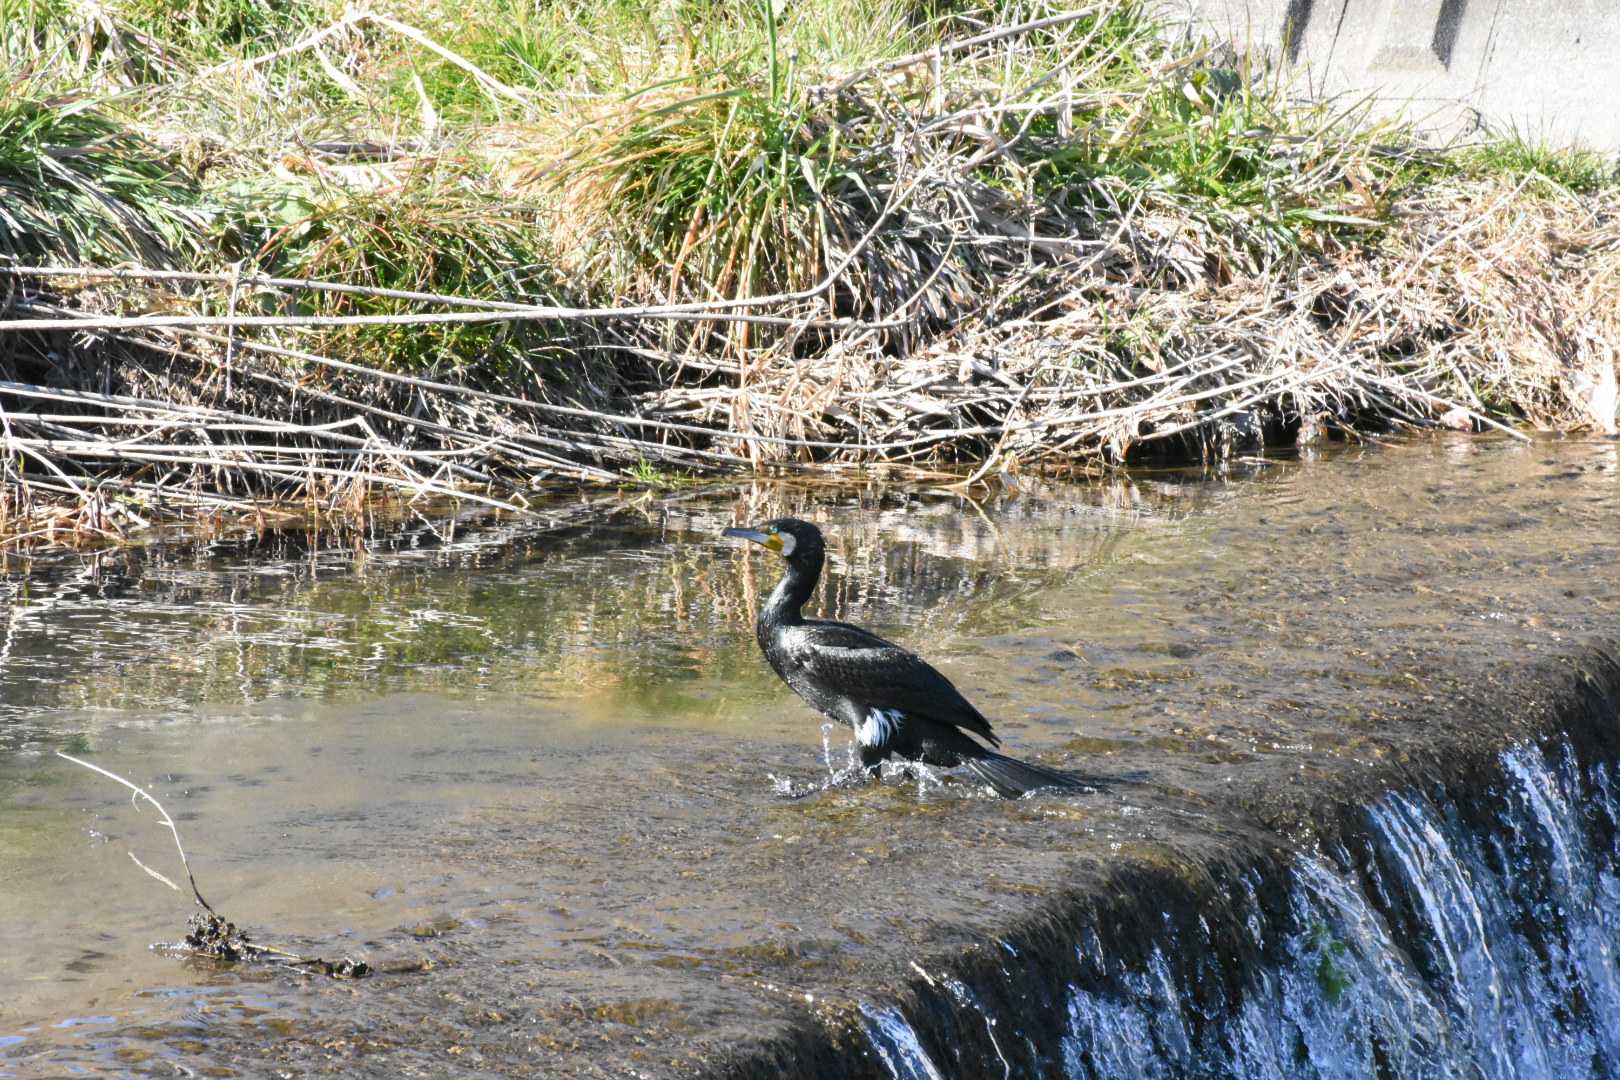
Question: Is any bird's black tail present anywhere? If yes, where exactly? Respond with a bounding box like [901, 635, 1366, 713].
[963, 751, 1090, 799]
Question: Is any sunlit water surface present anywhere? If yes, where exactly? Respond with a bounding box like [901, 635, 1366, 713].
[2, 436, 1618, 1077]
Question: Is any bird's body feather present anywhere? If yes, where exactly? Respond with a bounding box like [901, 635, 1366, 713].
[767, 618, 999, 750]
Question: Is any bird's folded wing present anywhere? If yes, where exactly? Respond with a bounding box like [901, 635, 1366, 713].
[785, 623, 998, 744]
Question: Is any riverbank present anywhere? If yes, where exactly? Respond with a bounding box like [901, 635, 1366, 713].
[3, 0, 1618, 547]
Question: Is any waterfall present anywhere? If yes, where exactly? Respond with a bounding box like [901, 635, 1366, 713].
[859, 741, 1620, 1079]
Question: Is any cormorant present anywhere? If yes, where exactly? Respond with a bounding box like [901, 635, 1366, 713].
[723, 517, 1087, 798]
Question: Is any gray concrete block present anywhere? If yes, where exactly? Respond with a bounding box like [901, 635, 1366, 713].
[1176, 0, 1620, 150]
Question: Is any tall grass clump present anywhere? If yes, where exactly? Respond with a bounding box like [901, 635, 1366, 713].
[223, 161, 575, 384]
[561, 65, 823, 318]
[541, 0, 930, 333]
[539, 0, 1428, 344]
[1454, 128, 1618, 196]
[0, 75, 205, 265]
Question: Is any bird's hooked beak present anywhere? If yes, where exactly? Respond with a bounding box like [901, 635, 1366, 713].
[723, 526, 785, 554]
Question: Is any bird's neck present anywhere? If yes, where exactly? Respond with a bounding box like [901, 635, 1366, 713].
[761, 556, 820, 628]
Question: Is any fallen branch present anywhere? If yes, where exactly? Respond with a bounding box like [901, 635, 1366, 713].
[56, 751, 370, 977]
[57, 751, 216, 914]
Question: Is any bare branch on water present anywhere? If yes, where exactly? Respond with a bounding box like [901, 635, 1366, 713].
[56, 751, 217, 916]
[54, 751, 371, 977]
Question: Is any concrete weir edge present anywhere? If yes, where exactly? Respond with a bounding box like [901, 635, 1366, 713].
[704, 642, 1620, 1078]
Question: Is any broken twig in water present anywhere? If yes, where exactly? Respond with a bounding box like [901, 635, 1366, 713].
[56, 751, 370, 977]
[57, 751, 216, 915]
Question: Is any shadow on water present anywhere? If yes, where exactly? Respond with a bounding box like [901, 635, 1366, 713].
[1, 437, 1618, 1077]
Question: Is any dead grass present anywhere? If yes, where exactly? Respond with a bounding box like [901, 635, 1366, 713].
[2, 1, 1618, 548]
[729, 177, 1618, 470]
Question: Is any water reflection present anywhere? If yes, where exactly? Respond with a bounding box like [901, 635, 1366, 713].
[0, 475, 1173, 748]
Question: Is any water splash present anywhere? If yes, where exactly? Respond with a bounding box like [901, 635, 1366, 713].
[860, 741, 1620, 1078]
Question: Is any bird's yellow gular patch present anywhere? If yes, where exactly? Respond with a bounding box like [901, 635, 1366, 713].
[769, 532, 795, 556]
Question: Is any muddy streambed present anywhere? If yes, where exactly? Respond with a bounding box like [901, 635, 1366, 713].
[2, 436, 1619, 1077]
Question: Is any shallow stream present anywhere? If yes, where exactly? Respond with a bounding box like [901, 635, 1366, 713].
[3, 436, 1619, 1077]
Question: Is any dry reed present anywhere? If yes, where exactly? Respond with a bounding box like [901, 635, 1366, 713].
[3, 4, 1617, 548]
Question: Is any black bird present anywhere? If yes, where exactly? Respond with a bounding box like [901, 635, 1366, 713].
[723, 517, 1087, 798]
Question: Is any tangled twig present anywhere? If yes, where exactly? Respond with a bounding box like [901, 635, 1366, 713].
[56, 751, 370, 977]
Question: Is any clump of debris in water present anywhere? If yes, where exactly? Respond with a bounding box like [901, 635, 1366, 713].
[177, 911, 371, 978]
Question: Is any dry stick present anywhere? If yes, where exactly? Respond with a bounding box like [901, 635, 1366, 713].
[0, 520, 126, 548]
[1323, 174, 1537, 442]
[66, 307, 672, 477]
[6, 431, 488, 461]
[959, 373, 1037, 488]
[0, 305, 846, 334]
[824, 5, 1108, 95]
[5, 411, 491, 447]
[197, 9, 365, 76]
[3, 298, 888, 467]
[0, 377, 275, 425]
[1144, 356, 1364, 445]
[198, 8, 525, 105]
[55, 751, 218, 917]
[3, 380, 521, 498]
[15, 393, 504, 490]
[2, 374, 514, 495]
[180, 327, 860, 453]
[853, 356, 1265, 450]
[8, 472, 264, 511]
[1354, 371, 1532, 441]
[0, 441, 151, 528]
[974, 181, 1537, 456]
[365, 12, 529, 104]
[223, 260, 243, 400]
[171, 331, 628, 479]
[1, 394, 93, 505]
[55, 752, 364, 972]
[4, 437, 527, 513]
[12, 416, 496, 490]
[1, 265, 536, 312]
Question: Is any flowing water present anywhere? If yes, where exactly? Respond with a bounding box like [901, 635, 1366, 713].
[1, 436, 1619, 1077]
[870, 740, 1620, 1080]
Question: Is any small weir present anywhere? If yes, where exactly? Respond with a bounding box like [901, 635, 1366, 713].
[840, 720, 1620, 1080]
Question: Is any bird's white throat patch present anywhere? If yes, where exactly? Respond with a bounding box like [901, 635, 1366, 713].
[856, 707, 903, 748]
[775, 531, 796, 556]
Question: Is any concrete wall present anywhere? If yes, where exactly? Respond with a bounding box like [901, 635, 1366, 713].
[1177, 0, 1620, 150]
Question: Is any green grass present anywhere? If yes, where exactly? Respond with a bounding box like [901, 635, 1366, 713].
[514, 0, 930, 310]
[117, 0, 328, 57]
[220, 160, 574, 378]
[626, 457, 699, 489]
[995, 7, 1408, 272]
[2, 0, 1613, 376]
[564, 70, 826, 306]
[0, 72, 205, 265]
[1456, 128, 1618, 195]
[380, 0, 611, 122]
